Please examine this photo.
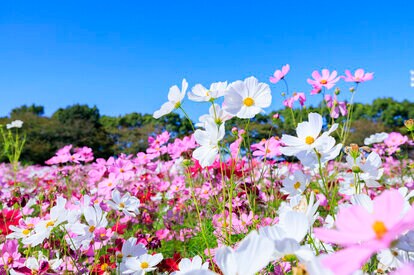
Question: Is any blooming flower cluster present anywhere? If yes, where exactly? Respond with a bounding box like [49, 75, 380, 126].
[2, 65, 414, 275]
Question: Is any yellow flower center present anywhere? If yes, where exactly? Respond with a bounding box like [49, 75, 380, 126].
[101, 263, 109, 271]
[89, 225, 96, 233]
[243, 97, 255, 107]
[119, 202, 125, 208]
[372, 221, 387, 239]
[294, 182, 301, 190]
[46, 221, 55, 228]
[140, 262, 149, 269]
[305, 136, 315, 145]
[206, 90, 211, 97]
[174, 102, 181, 109]
[320, 79, 328, 85]
[23, 229, 31, 235]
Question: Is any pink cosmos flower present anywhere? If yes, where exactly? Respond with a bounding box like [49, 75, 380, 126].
[314, 190, 414, 275]
[251, 137, 283, 158]
[283, 92, 306, 109]
[310, 84, 322, 95]
[270, 64, 290, 84]
[307, 69, 340, 90]
[384, 132, 408, 148]
[342, 68, 374, 83]
[0, 240, 24, 269]
[324, 94, 347, 118]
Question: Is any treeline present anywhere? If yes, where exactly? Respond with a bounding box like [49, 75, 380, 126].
[1, 97, 413, 164]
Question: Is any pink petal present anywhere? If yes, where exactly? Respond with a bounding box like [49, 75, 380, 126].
[311, 70, 321, 80]
[321, 246, 374, 275]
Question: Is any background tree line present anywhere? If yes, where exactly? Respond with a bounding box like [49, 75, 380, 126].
[0, 97, 412, 164]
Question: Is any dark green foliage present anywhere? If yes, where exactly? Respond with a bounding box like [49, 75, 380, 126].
[1, 97, 412, 164]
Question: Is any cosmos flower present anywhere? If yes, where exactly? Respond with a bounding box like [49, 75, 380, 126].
[324, 94, 347, 119]
[124, 253, 163, 275]
[224, 76, 272, 119]
[364, 132, 389, 145]
[172, 256, 210, 275]
[107, 189, 140, 217]
[281, 170, 311, 197]
[6, 120, 23, 129]
[280, 112, 339, 157]
[193, 117, 225, 168]
[153, 79, 188, 119]
[314, 190, 414, 275]
[214, 230, 274, 275]
[188, 81, 228, 102]
[269, 64, 290, 84]
[342, 69, 374, 83]
[307, 69, 340, 90]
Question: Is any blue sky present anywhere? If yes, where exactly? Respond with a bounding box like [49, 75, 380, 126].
[0, 0, 413, 119]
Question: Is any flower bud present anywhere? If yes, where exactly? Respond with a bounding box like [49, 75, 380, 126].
[404, 119, 414, 131]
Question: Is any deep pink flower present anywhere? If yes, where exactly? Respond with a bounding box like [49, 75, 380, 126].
[324, 94, 347, 118]
[342, 68, 374, 83]
[270, 64, 290, 84]
[307, 69, 340, 90]
[314, 190, 414, 275]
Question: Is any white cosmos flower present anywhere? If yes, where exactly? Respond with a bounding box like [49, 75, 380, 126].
[6, 120, 23, 129]
[118, 237, 147, 273]
[188, 81, 228, 102]
[153, 79, 188, 119]
[107, 189, 140, 217]
[364, 132, 389, 145]
[193, 117, 225, 167]
[195, 104, 233, 128]
[377, 248, 414, 271]
[296, 136, 342, 169]
[69, 203, 108, 251]
[172, 255, 210, 275]
[280, 113, 338, 157]
[22, 196, 69, 246]
[124, 253, 163, 275]
[259, 211, 314, 262]
[281, 170, 310, 197]
[23, 251, 62, 274]
[214, 230, 274, 275]
[346, 151, 383, 188]
[278, 192, 320, 225]
[224, 76, 272, 119]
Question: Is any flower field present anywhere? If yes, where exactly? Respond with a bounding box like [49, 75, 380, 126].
[1, 67, 414, 275]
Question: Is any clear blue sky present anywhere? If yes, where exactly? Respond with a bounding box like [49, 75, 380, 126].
[0, 0, 413, 120]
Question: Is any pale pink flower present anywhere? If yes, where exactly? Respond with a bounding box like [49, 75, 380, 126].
[384, 132, 408, 148]
[342, 68, 374, 83]
[314, 190, 414, 275]
[325, 94, 347, 118]
[270, 64, 290, 84]
[307, 69, 340, 90]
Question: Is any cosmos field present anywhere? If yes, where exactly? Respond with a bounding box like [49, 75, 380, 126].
[1, 67, 414, 275]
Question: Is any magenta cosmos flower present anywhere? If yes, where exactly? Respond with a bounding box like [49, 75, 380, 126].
[307, 69, 340, 90]
[342, 68, 374, 83]
[314, 190, 414, 275]
[269, 64, 290, 84]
